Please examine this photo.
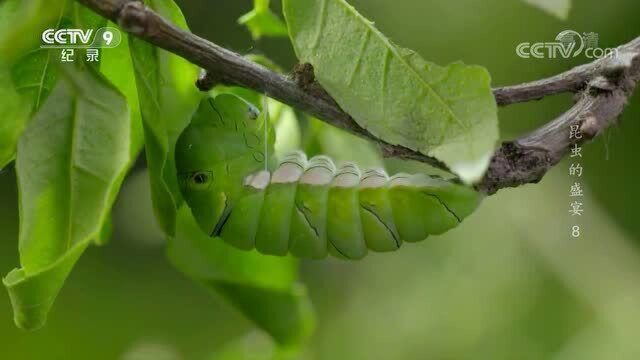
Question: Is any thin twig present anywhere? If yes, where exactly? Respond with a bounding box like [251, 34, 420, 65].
[481, 51, 640, 193]
[76, 0, 640, 194]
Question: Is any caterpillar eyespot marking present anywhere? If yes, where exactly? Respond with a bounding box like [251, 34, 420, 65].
[176, 94, 483, 260]
[180, 170, 214, 190]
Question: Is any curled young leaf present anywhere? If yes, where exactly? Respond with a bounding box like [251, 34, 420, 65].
[2, 65, 132, 330]
[283, 0, 499, 183]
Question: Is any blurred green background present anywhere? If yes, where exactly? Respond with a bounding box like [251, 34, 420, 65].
[2, 0, 640, 358]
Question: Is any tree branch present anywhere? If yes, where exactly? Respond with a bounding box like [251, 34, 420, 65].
[481, 49, 640, 193]
[77, 0, 640, 194]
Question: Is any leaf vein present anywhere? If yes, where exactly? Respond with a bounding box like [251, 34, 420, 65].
[311, 0, 329, 52]
[346, 28, 370, 86]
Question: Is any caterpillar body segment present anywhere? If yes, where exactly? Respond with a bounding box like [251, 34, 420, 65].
[218, 180, 265, 250]
[289, 155, 334, 259]
[359, 169, 400, 253]
[176, 94, 482, 260]
[255, 151, 307, 256]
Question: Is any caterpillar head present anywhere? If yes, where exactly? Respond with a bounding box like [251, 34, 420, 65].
[175, 94, 273, 235]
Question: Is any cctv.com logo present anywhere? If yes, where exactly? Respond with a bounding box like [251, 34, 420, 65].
[516, 30, 619, 59]
[41, 27, 122, 49]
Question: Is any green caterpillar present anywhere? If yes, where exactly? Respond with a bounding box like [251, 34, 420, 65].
[175, 94, 482, 260]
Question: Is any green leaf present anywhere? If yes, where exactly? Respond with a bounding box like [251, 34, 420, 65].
[2, 65, 132, 330]
[95, 216, 113, 246]
[128, 0, 200, 236]
[0, 0, 65, 168]
[68, 2, 105, 30]
[283, 0, 499, 183]
[521, 0, 571, 20]
[169, 206, 315, 349]
[0, 68, 29, 169]
[0, 0, 61, 107]
[100, 22, 145, 160]
[0, 1, 107, 169]
[239, 0, 288, 40]
[0, 0, 66, 65]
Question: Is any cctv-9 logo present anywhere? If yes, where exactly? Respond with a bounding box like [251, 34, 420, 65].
[89, 27, 122, 48]
[41, 27, 122, 48]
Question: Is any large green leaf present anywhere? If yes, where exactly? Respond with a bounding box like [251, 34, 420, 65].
[2, 65, 132, 330]
[238, 0, 288, 40]
[283, 0, 499, 183]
